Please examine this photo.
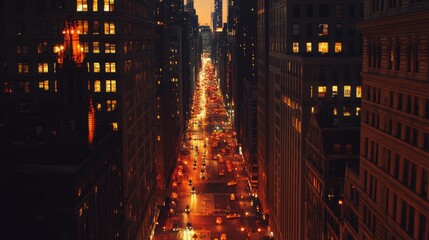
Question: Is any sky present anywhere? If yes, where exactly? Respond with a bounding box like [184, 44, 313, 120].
[193, 0, 228, 27]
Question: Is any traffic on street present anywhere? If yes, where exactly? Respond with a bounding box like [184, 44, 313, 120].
[154, 57, 269, 240]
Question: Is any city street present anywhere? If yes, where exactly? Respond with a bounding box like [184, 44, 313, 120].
[154, 58, 268, 240]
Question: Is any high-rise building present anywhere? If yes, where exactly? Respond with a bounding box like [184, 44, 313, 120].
[213, 0, 223, 32]
[0, 1, 158, 239]
[257, 1, 363, 239]
[358, 1, 429, 239]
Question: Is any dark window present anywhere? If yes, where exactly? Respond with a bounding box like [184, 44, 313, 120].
[335, 5, 342, 18]
[349, 4, 355, 17]
[319, 4, 329, 17]
[419, 214, 427, 240]
[335, 24, 342, 36]
[395, 42, 401, 71]
[350, 42, 355, 56]
[306, 24, 312, 36]
[293, 4, 300, 17]
[307, 4, 313, 17]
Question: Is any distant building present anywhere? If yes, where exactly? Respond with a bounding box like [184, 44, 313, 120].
[358, 1, 429, 239]
[213, 0, 223, 32]
[256, 1, 363, 239]
[199, 26, 212, 54]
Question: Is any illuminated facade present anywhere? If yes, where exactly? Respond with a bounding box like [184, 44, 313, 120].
[358, 1, 429, 239]
[0, 1, 158, 239]
[256, 1, 363, 239]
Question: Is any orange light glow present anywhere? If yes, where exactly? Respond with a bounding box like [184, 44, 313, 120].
[88, 98, 95, 145]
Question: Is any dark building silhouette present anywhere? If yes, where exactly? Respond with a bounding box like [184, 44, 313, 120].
[358, 1, 429, 239]
[256, 1, 363, 239]
[0, 1, 158, 239]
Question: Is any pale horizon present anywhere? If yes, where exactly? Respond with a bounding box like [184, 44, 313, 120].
[193, 0, 227, 28]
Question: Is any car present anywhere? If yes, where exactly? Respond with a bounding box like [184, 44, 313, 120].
[185, 205, 190, 214]
[230, 194, 235, 201]
[172, 223, 179, 232]
[219, 169, 225, 176]
[216, 217, 222, 224]
[227, 181, 237, 186]
[186, 222, 193, 230]
[221, 233, 227, 240]
[191, 187, 196, 194]
[226, 213, 241, 219]
[188, 179, 192, 186]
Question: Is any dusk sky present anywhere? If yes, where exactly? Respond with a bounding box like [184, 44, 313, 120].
[193, 0, 227, 27]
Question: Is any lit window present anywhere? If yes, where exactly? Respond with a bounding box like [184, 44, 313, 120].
[333, 107, 337, 116]
[293, 42, 299, 53]
[44, 80, 49, 90]
[77, 0, 88, 11]
[93, 0, 98, 11]
[82, 42, 89, 53]
[306, 42, 312, 52]
[106, 80, 116, 92]
[318, 24, 328, 36]
[18, 63, 29, 73]
[96, 102, 102, 111]
[356, 107, 361, 116]
[318, 86, 327, 98]
[343, 106, 351, 116]
[39, 82, 44, 89]
[344, 85, 351, 97]
[311, 106, 315, 113]
[104, 0, 114, 12]
[93, 21, 100, 35]
[356, 86, 361, 98]
[38, 63, 49, 73]
[105, 43, 116, 53]
[332, 85, 338, 97]
[112, 122, 118, 131]
[94, 80, 101, 92]
[310, 86, 313, 98]
[77, 20, 89, 34]
[335, 42, 342, 53]
[105, 62, 116, 72]
[93, 42, 100, 53]
[318, 42, 328, 54]
[107, 99, 117, 111]
[104, 22, 115, 34]
[94, 63, 100, 73]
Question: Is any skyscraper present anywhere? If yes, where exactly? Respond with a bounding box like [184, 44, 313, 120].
[257, 1, 363, 239]
[358, 1, 429, 239]
[213, 0, 223, 32]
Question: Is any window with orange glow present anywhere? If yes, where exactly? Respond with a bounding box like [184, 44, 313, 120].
[93, 42, 100, 53]
[343, 106, 351, 116]
[105, 62, 116, 72]
[318, 24, 328, 36]
[344, 85, 351, 97]
[104, 22, 115, 34]
[38, 63, 49, 73]
[77, 20, 88, 34]
[107, 99, 117, 111]
[18, 63, 29, 73]
[104, 0, 114, 12]
[82, 42, 89, 53]
[96, 102, 102, 111]
[293, 42, 299, 53]
[356, 107, 361, 116]
[112, 122, 118, 131]
[335, 42, 342, 53]
[105, 43, 116, 53]
[318, 42, 328, 54]
[106, 80, 116, 92]
[94, 80, 101, 92]
[332, 85, 338, 97]
[94, 62, 100, 73]
[93, 0, 98, 11]
[76, 0, 88, 12]
[306, 42, 312, 52]
[318, 86, 327, 98]
[356, 86, 362, 98]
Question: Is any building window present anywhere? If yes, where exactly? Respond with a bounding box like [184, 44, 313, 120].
[96, 102, 102, 111]
[344, 106, 351, 116]
[106, 80, 116, 92]
[318, 42, 328, 54]
[293, 4, 300, 17]
[306, 24, 313, 36]
[319, 4, 329, 17]
[335, 24, 342, 36]
[104, 0, 114, 12]
[93, 42, 100, 53]
[93, 0, 98, 11]
[318, 24, 328, 36]
[335, 42, 342, 53]
[307, 4, 313, 17]
[20, 82, 30, 93]
[293, 24, 299, 35]
[356, 86, 362, 98]
[18, 63, 29, 73]
[306, 42, 312, 52]
[77, 20, 88, 35]
[107, 99, 117, 111]
[293, 42, 299, 53]
[105, 62, 116, 72]
[82, 42, 89, 53]
[38, 63, 49, 73]
[77, 0, 88, 11]
[94, 80, 101, 92]
[38, 80, 49, 91]
[93, 21, 100, 35]
[333, 107, 338, 116]
[17, 44, 28, 54]
[318, 86, 327, 98]
[335, 5, 342, 18]
[112, 122, 118, 131]
[356, 107, 361, 116]
[105, 43, 116, 53]
[344, 85, 351, 97]
[37, 42, 48, 54]
[104, 22, 115, 34]
[94, 63, 100, 73]
[332, 85, 338, 97]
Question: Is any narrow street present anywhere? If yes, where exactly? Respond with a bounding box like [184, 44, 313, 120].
[154, 58, 267, 240]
